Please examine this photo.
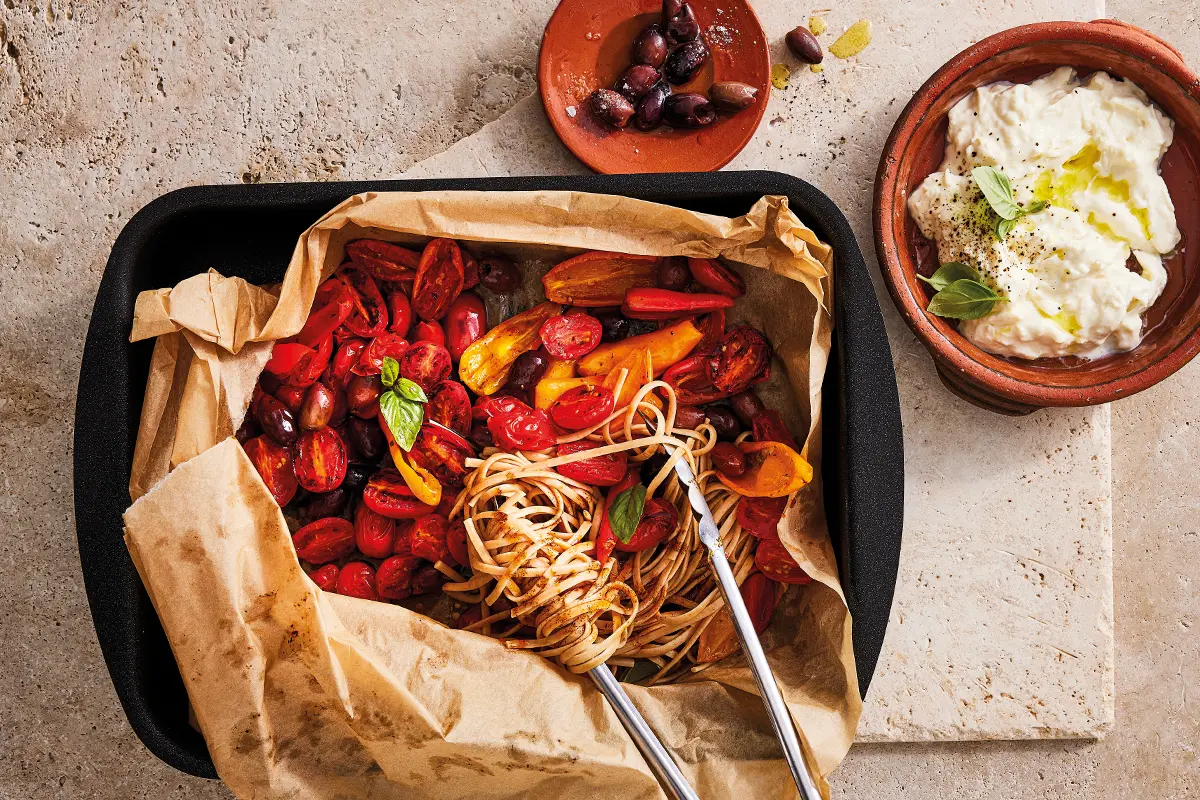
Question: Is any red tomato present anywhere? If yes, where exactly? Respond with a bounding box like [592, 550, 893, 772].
[742, 572, 780, 635]
[444, 291, 488, 362]
[353, 332, 410, 377]
[539, 312, 603, 359]
[426, 380, 472, 435]
[387, 290, 413, 336]
[594, 468, 638, 565]
[412, 238, 466, 321]
[737, 496, 787, 538]
[292, 427, 348, 493]
[284, 334, 333, 388]
[554, 441, 628, 486]
[242, 435, 298, 507]
[362, 469, 438, 519]
[662, 354, 727, 405]
[615, 497, 678, 553]
[550, 384, 616, 431]
[399, 341, 453, 392]
[751, 410, 798, 450]
[487, 408, 557, 451]
[292, 517, 355, 564]
[414, 320, 445, 346]
[265, 343, 312, 377]
[410, 514, 452, 563]
[354, 504, 397, 559]
[336, 561, 380, 601]
[686, 258, 746, 298]
[472, 394, 530, 422]
[754, 539, 812, 585]
[338, 265, 390, 338]
[446, 520, 469, 567]
[298, 278, 356, 348]
[308, 563, 340, 592]
[392, 519, 415, 556]
[326, 338, 367, 389]
[409, 423, 473, 488]
[377, 555, 420, 600]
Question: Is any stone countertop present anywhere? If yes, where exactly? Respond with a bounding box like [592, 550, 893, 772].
[1, 1, 1195, 798]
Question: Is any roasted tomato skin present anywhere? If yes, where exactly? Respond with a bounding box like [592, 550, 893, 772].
[400, 341, 453, 392]
[409, 424, 472, 488]
[426, 380, 472, 435]
[339, 265, 390, 338]
[346, 239, 420, 281]
[737, 496, 787, 538]
[354, 504, 398, 558]
[705, 325, 772, 395]
[410, 513, 453, 563]
[336, 562, 380, 601]
[487, 408, 557, 451]
[614, 497, 679, 553]
[362, 469, 438, 519]
[686, 258, 746, 298]
[243, 434, 298, 507]
[412, 238, 466, 321]
[539, 312, 603, 360]
[549, 384, 615, 431]
[754, 538, 813, 584]
[554, 441, 628, 486]
[292, 517, 355, 564]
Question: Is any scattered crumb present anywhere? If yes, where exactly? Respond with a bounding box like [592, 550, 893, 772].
[830, 19, 872, 59]
[771, 63, 791, 90]
[809, 16, 827, 36]
[566, 105, 577, 118]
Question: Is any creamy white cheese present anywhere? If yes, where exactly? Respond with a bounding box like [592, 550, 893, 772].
[909, 67, 1180, 359]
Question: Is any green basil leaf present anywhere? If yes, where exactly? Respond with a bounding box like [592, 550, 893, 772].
[996, 217, 1017, 239]
[379, 391, 424, 452]
[971, 166, 1021, 220]
[393, 377, 428, 403]
[609, 484, 647, 544]
[917, 262, 981, 291]
[926, 279, 1001, 321]
[1026, 200, 1047, 214]
[380, 357, 400, 388]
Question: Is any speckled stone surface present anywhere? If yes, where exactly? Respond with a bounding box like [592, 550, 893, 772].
[1, 0, 1197, 797]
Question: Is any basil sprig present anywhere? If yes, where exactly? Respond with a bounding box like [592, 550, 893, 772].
[377, 356, 427, 452]
[918, 262, 1001, 321]
[609, 483, 647, 544]
[971, 166, 1046, 240]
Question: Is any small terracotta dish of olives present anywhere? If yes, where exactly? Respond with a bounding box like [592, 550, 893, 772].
[538, 0, 770, 173]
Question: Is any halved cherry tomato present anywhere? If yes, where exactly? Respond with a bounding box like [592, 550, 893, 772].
[243, 434, 298, 507]
[446, 519, 469, 566]
[539, 312, 603, 360]
[487, 408, 556, 451]
[472, 394, 531, 422]
[410, 513, 453, 563]
[542, 252, 661, 306]
[299, 279, 356, 348]
[353, 332, 410, 377]
[754, 539, 812, 584]
[737, 496, 787, 538]
[615, 497, 678, 553]
[706, 326, 772, 395]
[339, 265, 389, 337]
[354, 504, 397, 558]
[400, 342, 453, 392]
[414, 320, 445, 346]
[265, 343, 313, 377]
[555, 440, 628, 486]
[662, 354, 727, 405]
[751, 410, 798, 450]
[346, 239, 421, 281]
[694, 308, 726, 354]
[409, 424, 472, 488]
[387, 290, 413, 336]
[594, 468, 638, 565]
[426, 380, 472, 435]
[362, 469, 438, 519]
[412, 238, 466, 321]
[696, 571, 779, 662]
[550, 384, 615, 431]
[293, 427, 348, 493]
[292, 517, 355, 564]
[392, 519, 415, 556]
[687, 258, 746, 298]
[326, 338, 367, 389]
[282, 334, 333, 388]
[444, 291, 488, 362]
[336, 561, 380, 601]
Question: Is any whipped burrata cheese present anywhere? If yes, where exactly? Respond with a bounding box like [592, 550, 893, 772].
[909, 67, 1180, 359]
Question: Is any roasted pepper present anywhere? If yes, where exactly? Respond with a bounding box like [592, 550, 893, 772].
[717, 441, 812, 498]
[542, 252, 660, 306]
[534, 375, 602, 409]
[542, 356, 578, 381]
[457, 302, 562, 395]
[577, 318, 703, 377]
[621, 288, 735, 320]
[382, 416, 442, 506]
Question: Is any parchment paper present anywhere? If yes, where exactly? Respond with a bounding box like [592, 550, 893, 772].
[123, 190, 860, 800]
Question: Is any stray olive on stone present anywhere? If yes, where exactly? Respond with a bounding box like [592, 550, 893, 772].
[785, 26, 823, 64]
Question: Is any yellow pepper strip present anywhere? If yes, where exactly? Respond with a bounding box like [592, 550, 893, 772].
[382, 421, 442, 506]
[458, 302, 562, 395]
[542, 356, 577, 380]
[534, 375, 602, 409]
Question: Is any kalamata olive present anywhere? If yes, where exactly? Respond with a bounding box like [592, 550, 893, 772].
[704, 405, 741, 440]
[411, 564, 446, 595]
[730, 390, 766, 428]
[300, 487, 349, 522]
[662, 92, 716, 127]
[256, 394, 298, 446]
[785, 26, 823, 64]
[467, 422, 494, 451]
[258, 370, 283, 395]
[664, 40, 709, 85]
[346, 374, 383, 419]
[665, 3, 699, 46]
[615, 64, 661, 102]
[347, 415, 386, 463]
[595, 309, 658, 342]
[342, 462, 371, 493]
[235, 417, 260, 444]
[589, 89, 635, 128]
[657, 257, 691, 291]
[478, 255, 522, 294]
[674, 404, 707, 429]
[632, 23, 668, 67]
[276, 384, 306, 415]
[710, 441, 747, 477]
[639, 452, 671, 485]
[328, 385, 349, 426]
[634, 81, 671, 131]
[502, 350, 549, 399]
[709, 82, 759, 112]
[663, 0, 684, 21]
[300, 382, 336, 430]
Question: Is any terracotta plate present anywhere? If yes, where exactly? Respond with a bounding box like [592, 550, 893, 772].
[538, 0, 770, 174]
[874, 20, 1200, 414]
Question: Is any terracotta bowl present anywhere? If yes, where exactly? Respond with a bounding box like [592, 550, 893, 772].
[538, 0, 770, 174]
[874, 20, 1200, 414]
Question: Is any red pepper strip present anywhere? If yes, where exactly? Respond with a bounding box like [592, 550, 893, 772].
[686, 258, 746, 298]
[594, 468, 639, 566]
[264, 343, 313, 376]
[621, 289, 735, 320]
[662, 354, 728, 405]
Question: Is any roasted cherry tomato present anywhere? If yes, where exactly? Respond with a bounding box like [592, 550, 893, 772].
[243, 434, 298, 507]
[326, 338, 367, 389]
[265, 343, 312, 378]
[594, 468, 638, 565]
[409, 424, 472, 488]
[662, 354, 726, 405]
[754, 538, 812, 584]
[472, 394, 531, 422]
[292, 517, 355, 564]
[346, 239, 420, 281]
[281, 333, 333, 388]
[399, 341, 453, 392]
[460, 248, 481, 290]
[444, 291, 488, 362]
[411, 564, 445, 595]
[414, 320, 445, 346]
[410, 513, 453, 563]
[336, 561, 380, 601]
[298, 279, 356, 348]
[293, 427, 348, 493]
[539, 312, 603, 360]
[387, 290, 413, 336]
[549, 384, 615, 431]
[377, 555, 421, 600]
[353, 332, 410, 377]
[339, 265, 389, 337]
[362, 469, 438, 519]
[686, 258, 746, 298]
[308, 563, 340, 592]
[751, 409, 798, 450]
[694, 308, 726, 354]
[487, 408, 556, 451]
[737, 496, 787, 538]
[426, 380, 472, 435]
[706, 326, 771, 395]
[354, 504, 397, 558]
[554, 440, 628, 486]
[446, 520, 469, 566]
[615, 497, 678, 553]
[412, 238, 466, 321]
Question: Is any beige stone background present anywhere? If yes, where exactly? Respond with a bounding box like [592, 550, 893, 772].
[1, 0, 1196, 798]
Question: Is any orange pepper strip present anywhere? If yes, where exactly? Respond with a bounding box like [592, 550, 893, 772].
[577, 319, 703, 378]
[382, 421, 442, 506]
[601, 347, 662, 435]
[717, 441, 813, 498]
[542, 252, 660, 307]
[542, 356, 577, 380]
[457, 302, 562, 395]
[533, 375, 602, 409]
